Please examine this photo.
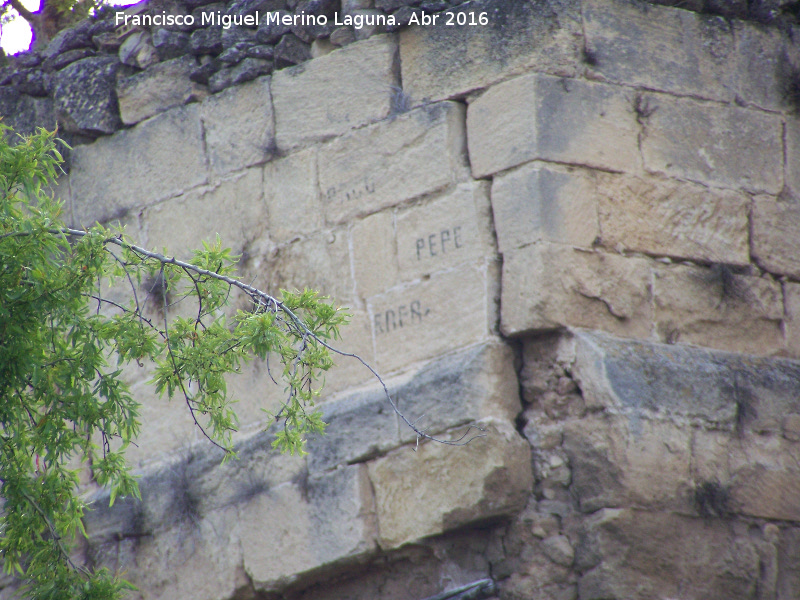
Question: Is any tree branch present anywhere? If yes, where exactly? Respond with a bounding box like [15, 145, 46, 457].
[6, 0, 35, 24]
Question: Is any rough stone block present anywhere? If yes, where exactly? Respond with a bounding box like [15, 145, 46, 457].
[735, 21, 800, 111]
[143, 166, 265, 259]
[240, 465, 377, 591]
[351, 209, 398, 298]
[640, 93, 783, 194]
[467, 73, 641, 178]
[500, 243, 651, 338]
[201, 75, 275, 177]
[319, 101, 469, 225]
[597, 172, 750, 265]
[70, 104, 208, 226]
[752, 196, 800, 279]
[785, 282, 800, 358]
[263, 148, 323, 244]
[117, 56, 207, 126]
[577, 509, 760, 600]
[367, 420, 532, 549]
[368, 260, 496, 373]
[491, 163, 599, 254]
[53, 56, 123, 135]
[272, 34, 399, 150]
[395, 181, 494, 282]
[319, 307, 378, 394]
[399, 0, 581, 104]
[787, 118, 800, 196]
[583, 0, 736, 102]
[653, 263, 783, 354]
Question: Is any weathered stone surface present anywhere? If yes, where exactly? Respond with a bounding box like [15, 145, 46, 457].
[319, 101, 469, 224]
[273, 33, 313, 67]
[577, 509, 760, 600]
[190, 25, 224, 54]
[208, 57, 272, 93]
[368, 260, 497, 373]
[785, 282, 800, 358]
[44, 24, 92, 58]
[583, 0, 736, 102]
[117, 55, 206, 125]
[396, 181, 494, 281]
[119, 30, 159, 69]
[468, 73, 640, 178]
[400, 0, 580, 104]
[597, 172, 750, 265]
[653, 263, 783, 354]
[491, 163, 599, 254]
[735, 21, 800, 111]
[351, 209, 398, 298]
[752, 196, 800, 279]
[152, 27, 191, 60]
[263, 147, 322, 244]
[272, 34, 398, 149]
[640, 93, 783, 194]
[42, 47, 96, 71]
[368, 420, 532, 549]
[53, 56, 122, 136]
[201, 75, 275, 175]
[0, 87, 57, 137]
[789, 118, 800, 197]
[70, 104, 207, 225]
[241, 465, 377, 591]
[500, 243, 651, 338]
[257, 9, 293, 43]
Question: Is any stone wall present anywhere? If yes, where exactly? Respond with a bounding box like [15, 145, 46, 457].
[3, 0, 800, 598]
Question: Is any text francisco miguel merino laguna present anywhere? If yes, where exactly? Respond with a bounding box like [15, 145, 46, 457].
[116, 10, 416, 29]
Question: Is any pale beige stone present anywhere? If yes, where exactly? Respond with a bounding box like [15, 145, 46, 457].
[396, 181, 494, 281]
[653, 263, 783, 355]
[787, 118, 800, 196]
[640, 93, 783, 194]
[263, 148, 323, 244]
[351, 209, 398, 298]
[467, 73, 641, 178]
[597, 173, 750, 265]
[70, 104, 207, 226]
[144, 166, 265, 259]
[583, 0, 736, 102]
[367, 420, 532, 549]
[272, 35, 399, 150]
[752, 196, 800, 279]
[500, 243, 652, 338]
[399, 0, 580, 104]
[735, 21, 800, 111]
[319, 101, 469, 225]
[491, 162, 599, 253]
[319, 308, 378, 395]
[783, 414, 800, 442]
[368, 260, 496, 373]
[784, 282, 800, 358]
[117, 56, 207, 126]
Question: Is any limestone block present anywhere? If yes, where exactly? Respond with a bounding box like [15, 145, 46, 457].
[53, 56, 123, 135]
[735, 21, 800, 111]
[583, 0, 736, 102]
[785, 282, 800, 357]
[367, 420, 532, 549]
[319, 307, 378, 394]
[272, 34, 399, 150]
[752, 196, 800, 279]
[399, 0, 581, 104]
[240, 465, 377, 591]
[787, 118, 800, 196]
[263, 148, 323, 244]
[500, 243, 651, 338]
[368, 260, 496, 373]
[117, 56, 207, 126]
[396, 181, 494, 282]
[319, 101, 469, 225]
[201, 76, 275, 177]
[143, 166, 265, 259]
[491, 163, 599, 253]
[70, 104, 207, 226]
[640, 93, 783, 194]
[577, 509, 760, 600]
[351, 209, 398, 298]
[653, 262, 783, 354]
[467, 73, 641, 179]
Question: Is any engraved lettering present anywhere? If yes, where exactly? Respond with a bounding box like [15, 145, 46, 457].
[385, 309, 397, 332]
[416, 238, 425, 260]
[373, 312, 384, 334]
[398, 304, 407, 328]
[428, 233, 437, 257]
[440, 229, 450, 253]
[454, 225, 463, 248]
[410, 300, 422, 323]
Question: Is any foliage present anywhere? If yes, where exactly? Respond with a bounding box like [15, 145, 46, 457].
[0, 125, 349, 597]
[2, 0, 99, 52]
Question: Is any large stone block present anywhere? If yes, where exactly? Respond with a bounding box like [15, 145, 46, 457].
[368, 260, 497, 373]
[583, 0, 736, 102]
[640, 93, 783, 194]
[785, 282, 800, 358]
[263, 148, 323, 245]
[491, 163, 600, 254]
[467, 73, 641, 178]
[500, 243, 651, 338]
[367, 420, 532, 549]
[53, 56, 123, 136]
[396, 181, 494, 281]
[201, 76, 275, 177]
[117, 56, 207, 125]
[272, 34, 399, 150]
[752, 196, 800, 279]
[70, 104, 208, 226]
[319, 307, 378, 394]
[319, 101, 469, 225]
[787, 118, 800, 196]
[351, 209, 398, 298]
[399, 0, 581, 104]
[653, 263, 783, 354]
